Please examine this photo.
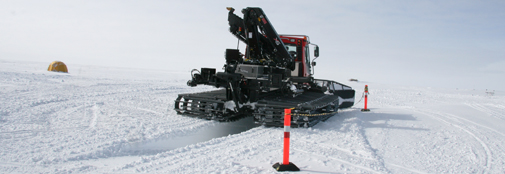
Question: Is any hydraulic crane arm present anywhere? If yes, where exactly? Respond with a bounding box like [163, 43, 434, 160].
[227, 8, 246, 43]
[227, 7, 295, 70]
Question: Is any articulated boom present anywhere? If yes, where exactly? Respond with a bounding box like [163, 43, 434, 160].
[175, 7, 355, 127]
[228, 7, 294, 70]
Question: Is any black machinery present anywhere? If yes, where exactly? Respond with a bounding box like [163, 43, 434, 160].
[175, 7, 355, 127]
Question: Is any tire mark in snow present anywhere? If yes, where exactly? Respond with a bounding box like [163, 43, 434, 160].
[297, 140, 376, 161]
[294, 148, 382, 174]
[465, 103, 505, 121]
[385, 162, 428, 174]
[371, 116, 416, 174]
[438, 112, 505, 173]
[116, 127, 271, 172]
[355, 117, 390, 173]
[0, 161, 26, 168]
[414, 110, 492, 173]
[109, 103, 165, 116]
[443, 111, 505, 138]
[0, 129, 38, 139]
[89, 103, 100, 128]
[493, 104, 505, 109]
[66, 118, 213, 161]
[29, 98, 69, 107]
[107, 103, 208, 132]
[133, 107, 165, 116]
[293, 113, 390, 173]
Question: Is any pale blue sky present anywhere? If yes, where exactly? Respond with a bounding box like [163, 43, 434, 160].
[1, 0, 504, 90]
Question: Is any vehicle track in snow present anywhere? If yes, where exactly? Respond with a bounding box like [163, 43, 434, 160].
[294, 148, 382, 174]
[357, 111, 431, 174]
[367, 87, 505, 173]
[465, 103, 505, 121]
[89, 103, 100, 129]
[59, 102, 216, 160]
[114, 127, 274, 173]
[288, 110, 391, 173]
[413, 109, 505, 173]
[114, 111, 391, 173]
[0, 67, 214, 173]
[438, 110, 505, 173]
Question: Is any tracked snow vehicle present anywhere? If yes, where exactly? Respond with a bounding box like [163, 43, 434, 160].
[175, 7, 355, 127]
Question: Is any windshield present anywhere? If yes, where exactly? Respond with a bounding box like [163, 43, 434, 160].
[284, 43, 298, 60]
[285, 43, 296, 52]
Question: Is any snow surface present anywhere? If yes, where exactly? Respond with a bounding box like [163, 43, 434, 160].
[1, 60, 504, 173]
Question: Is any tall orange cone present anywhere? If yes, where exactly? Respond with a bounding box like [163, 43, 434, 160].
[361, 85, 370, 112]
[272, 108, 300, 171]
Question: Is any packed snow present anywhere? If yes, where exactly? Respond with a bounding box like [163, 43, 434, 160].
[1, 60, 504, 173]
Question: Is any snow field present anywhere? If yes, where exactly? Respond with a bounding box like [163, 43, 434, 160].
[1, 60, 504, 173]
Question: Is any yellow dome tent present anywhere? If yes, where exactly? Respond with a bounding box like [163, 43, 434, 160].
[47, 61, 68, 73]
